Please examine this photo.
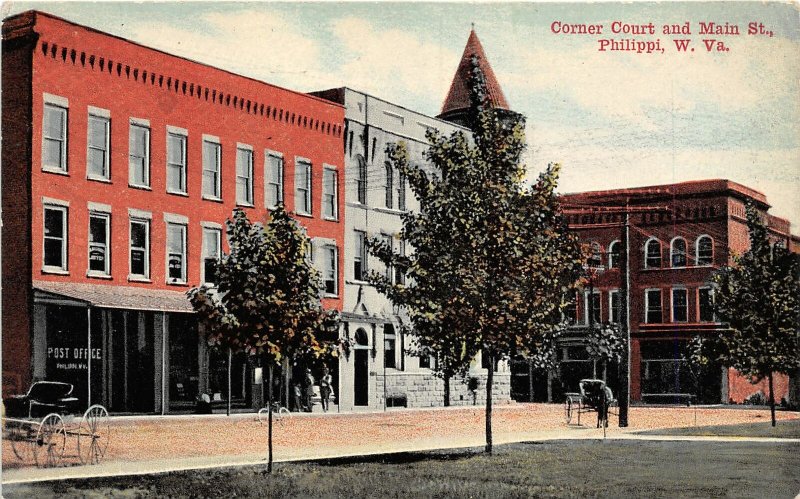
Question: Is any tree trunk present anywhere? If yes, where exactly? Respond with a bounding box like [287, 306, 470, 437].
[768, 372, 776, 427]
[268, 364, 274, 473]
[444, 373, 451, 407]
[485, 353, 494, 455]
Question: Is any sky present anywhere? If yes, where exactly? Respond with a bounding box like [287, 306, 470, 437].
[4, 1, 799, 226]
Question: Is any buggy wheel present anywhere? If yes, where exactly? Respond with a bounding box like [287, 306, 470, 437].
[278, 407, 290, 417]
[78, 405, 110, 465]
[564, 398, 573, 425]
[9, 421, 37, 464]
[35, 413, 66, 468]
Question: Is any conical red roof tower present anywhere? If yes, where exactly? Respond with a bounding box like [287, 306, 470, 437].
[438, 29, 511, 128]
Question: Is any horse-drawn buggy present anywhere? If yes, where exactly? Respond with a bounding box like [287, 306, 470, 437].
[564, 379, 617, 428]
[3, 381, 110, 467]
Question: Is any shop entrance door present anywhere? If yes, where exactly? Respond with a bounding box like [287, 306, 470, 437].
[353, 328, 369, 406]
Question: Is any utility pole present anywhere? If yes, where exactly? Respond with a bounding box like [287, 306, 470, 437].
[618, 206, 631, 427]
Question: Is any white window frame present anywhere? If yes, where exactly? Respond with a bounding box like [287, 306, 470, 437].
[128, 119, 151, 188]
[202, 135, 222, 201]
[323, 244, 338, 297]
[608, 240, 621, 269]
[322, 165, 338, 220]
[696, 235, 714, 266]
[87, 211, 111, 277]
[698, 286, 716, 322]
[395, 240, 406, 286]
[608, 289, 620, 324]
[644, 288, 662, 324]
[42, 203, 69, 273]
[128, 216, 151, 281]
[671, 287, 688, 323]
[356, 155, 367, 204]
[670, 237, 688, 268]
[644, 237, 661, 269]
[354, 230, 367, 281]
[583, 289, 601, 325]
[236, 144, 254, 206]
[166, 127, 188, 195]
[295, 157, 312, 215]
[42, 97, 68, 174]
[265, 150, 284, 209]
[384, 162, 394, 209]
[86, 108, 110, 181]
[165, 221, 188, 285]
[201, 223, 222, 285]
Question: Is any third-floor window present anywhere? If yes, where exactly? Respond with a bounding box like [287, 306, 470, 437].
[236, 146, 254, 206]
[265, 152, 284, 209]
[202, 138, 221, 200]
[295, 159, 312, 215]
[87, 113, 110, 180]
[128, 121, 150, 188]
[166, 131, 187, 195]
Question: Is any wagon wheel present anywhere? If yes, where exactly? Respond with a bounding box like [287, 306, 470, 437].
[564, 398, 573, 425]
[78, 405, 110, 465]
[35, 413, 66, 468]
[9, 421, 37, 464]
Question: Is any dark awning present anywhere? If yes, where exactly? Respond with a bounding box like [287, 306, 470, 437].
[33, 280, 194, 313]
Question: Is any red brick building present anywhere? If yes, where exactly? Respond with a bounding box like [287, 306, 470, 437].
[2, 11, 345, 413]
[552, 180, 793, 404]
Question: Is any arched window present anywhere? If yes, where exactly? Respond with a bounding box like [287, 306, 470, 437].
[356, 155, 367, 204]
[608, 240, 621, 269]
[384, 162, 393, 209]
[397, 171, 406, 211]
[588, 242, 602, 268]
[645, 238, 661, 268]
[696, 235, 713, 265]
[354, 328, 369, 347]
[671, 237, 687, 267]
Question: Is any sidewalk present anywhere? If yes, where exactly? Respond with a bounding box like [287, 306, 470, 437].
[4, 403, 798, 484]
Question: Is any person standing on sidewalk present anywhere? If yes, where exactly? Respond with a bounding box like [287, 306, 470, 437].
[319, 366, 333, 412]
[303, 368, 315, 412]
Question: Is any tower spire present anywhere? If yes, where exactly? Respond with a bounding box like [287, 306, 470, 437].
[437, 29, 511, 128]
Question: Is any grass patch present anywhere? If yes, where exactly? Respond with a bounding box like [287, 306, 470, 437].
[637, 418, 800, 439]
[5, 440, 799, 498]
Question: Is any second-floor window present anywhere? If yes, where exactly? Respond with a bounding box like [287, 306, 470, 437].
[128, 122, 150, 187]
[266, 152, 284, 209]
[354, 230, 367, 281]
[645, 289, 662, 323]
[295, 159, 312, 215]
[672, 288, 688, 322]
[43, 205, 68, 271]
[323, 167, 337, 220]
[87, 114, 110, 180]
[88, 212, 110, 275]
[585, 290, 601, 324]
[699, 287, 715, 322]
[609, 289, 620, 323]
[202, 139, 221, 199]
[43, 103, 68, 173]
[383, 234, 393, 280]
[202, 226, 221, 285]
[129, 218, 150, 279]
[395, 240, 406, 285]
[167, 132, 187, 194]
[166, 222, 187, 284]
[323, 244, 338, 296]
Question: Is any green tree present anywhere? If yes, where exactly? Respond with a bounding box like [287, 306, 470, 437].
[585, 323, 624, 382]
[708, 204, 799, 426]
[370, 55, 583, 453]
[188, 206, 339, 471]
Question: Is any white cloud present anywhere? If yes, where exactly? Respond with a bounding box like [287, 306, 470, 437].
[329, 17, 457, 107]
[500, 36, 800, 128]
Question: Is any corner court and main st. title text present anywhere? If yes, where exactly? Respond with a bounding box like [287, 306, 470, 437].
[550, 21, 776, 54]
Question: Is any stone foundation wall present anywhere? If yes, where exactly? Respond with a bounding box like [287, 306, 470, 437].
[378, 371, 512, 408]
